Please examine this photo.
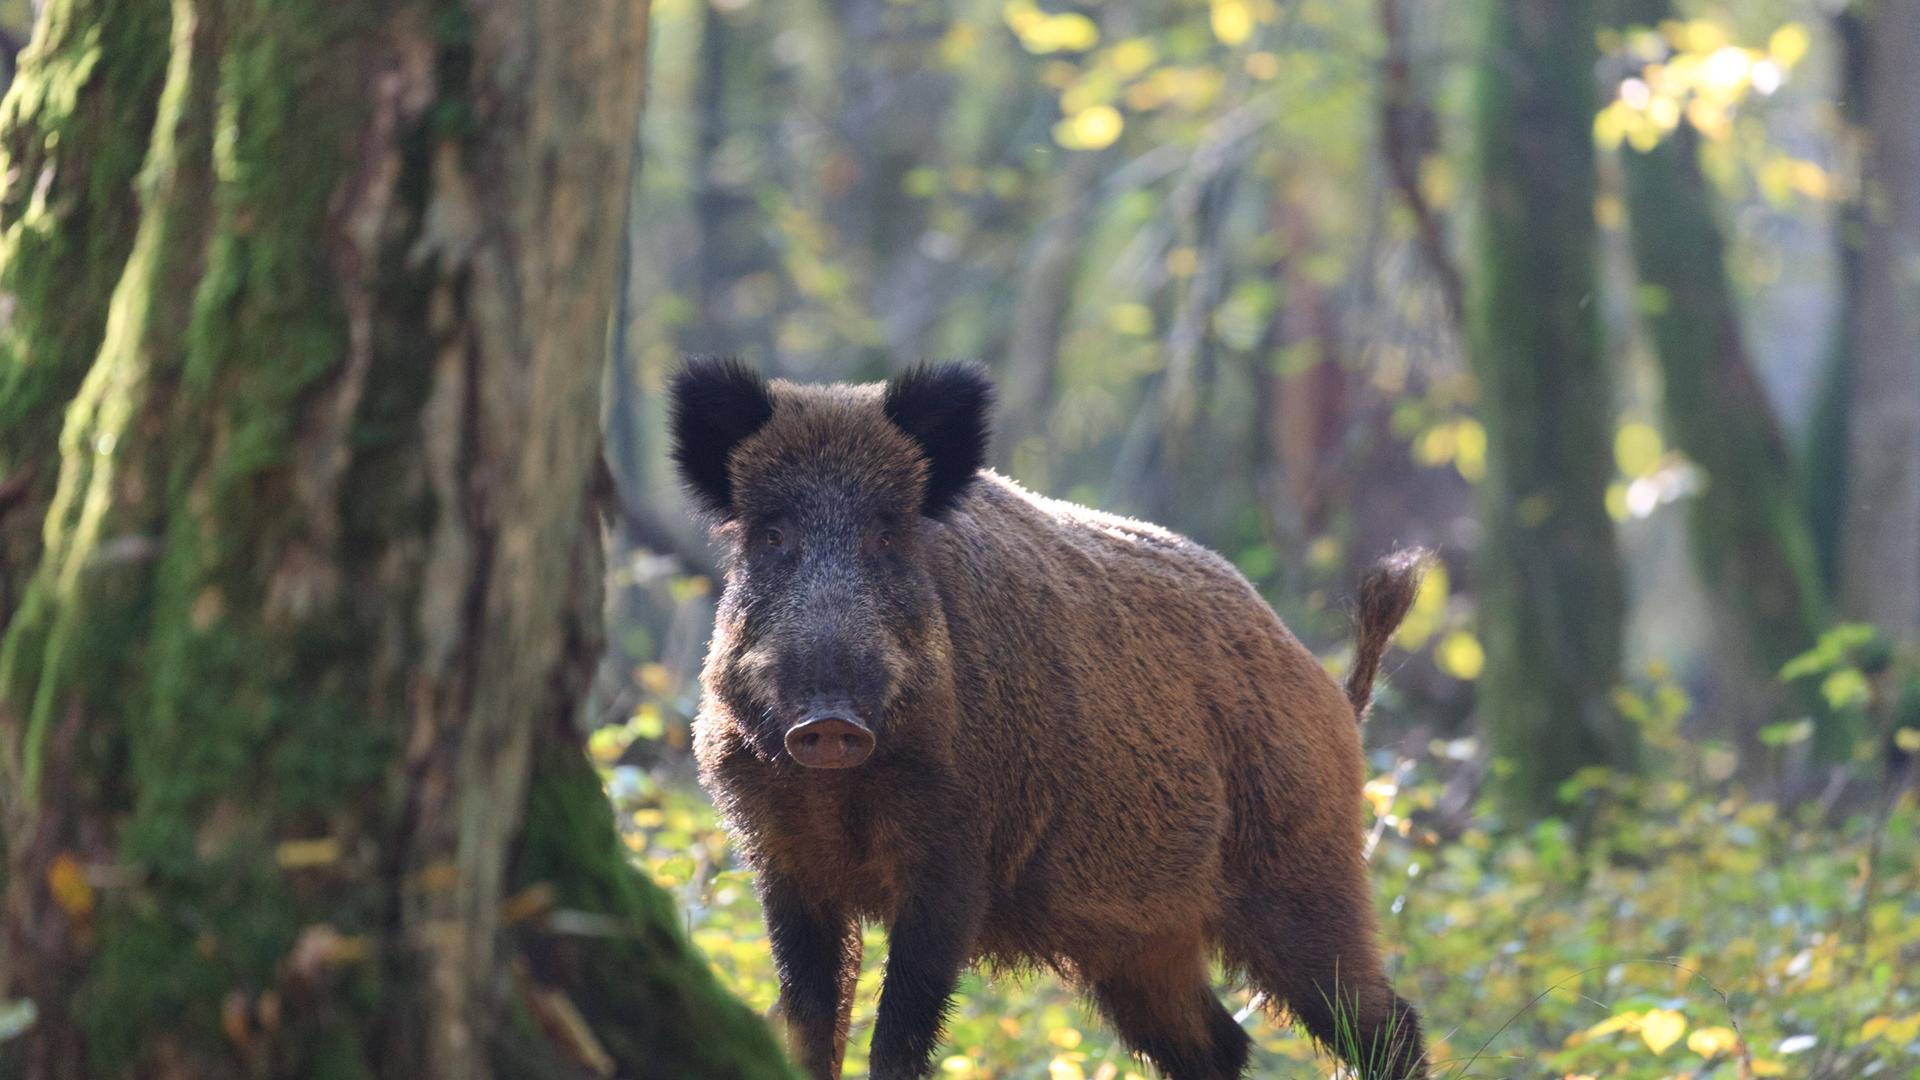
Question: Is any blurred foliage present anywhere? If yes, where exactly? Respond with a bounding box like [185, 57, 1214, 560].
[618, 0, 1865, 756]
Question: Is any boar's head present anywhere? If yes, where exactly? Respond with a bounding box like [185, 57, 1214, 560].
[669, 359, 993, 770]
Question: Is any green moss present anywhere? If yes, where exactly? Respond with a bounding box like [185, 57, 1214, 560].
[0, 0, 170, 468]
[514, 744, 800, 1080]
[0, 1, 400, 1070]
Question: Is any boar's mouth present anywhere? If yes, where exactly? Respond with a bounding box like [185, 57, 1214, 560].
[782, 710, 875, 769]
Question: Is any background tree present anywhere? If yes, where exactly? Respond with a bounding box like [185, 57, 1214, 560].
[1610, 0, 1839, 761]
[1468, 0, 1637, 816]
[0, 0, 791, 1077]
[1837, 0, 1920, 646]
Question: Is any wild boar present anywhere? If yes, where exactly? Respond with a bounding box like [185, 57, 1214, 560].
[669, 359, 1428, 1080]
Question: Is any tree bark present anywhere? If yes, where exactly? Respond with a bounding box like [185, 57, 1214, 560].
[1839, 0, 1920, 643]
[0, 1, 794, 1077]
[1468, 0, 1636, 817]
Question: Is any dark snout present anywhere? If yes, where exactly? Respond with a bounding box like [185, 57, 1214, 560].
[784, 708, 875, 769]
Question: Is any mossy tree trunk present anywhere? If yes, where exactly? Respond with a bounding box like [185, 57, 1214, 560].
[1611, 0, 1842, 761]
[1838, 0, 1920, 644]
[1468, 0, 1637, 818]
[0, 1, 794, 1078]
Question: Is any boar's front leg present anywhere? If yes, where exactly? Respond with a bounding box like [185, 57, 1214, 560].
[868, 859, 987, 1080]
[762, 873, 862, 1079]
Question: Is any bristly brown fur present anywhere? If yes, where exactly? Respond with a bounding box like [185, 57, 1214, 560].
[671, 363, 1431, 1080]
[1344, 548, 1429, 720]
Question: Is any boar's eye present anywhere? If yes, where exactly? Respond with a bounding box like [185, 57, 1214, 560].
[762, 526, 786, 549]
[875, 530, 893, 550]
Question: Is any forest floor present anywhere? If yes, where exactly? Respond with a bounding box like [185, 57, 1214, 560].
[594, 718, 1920, 1080]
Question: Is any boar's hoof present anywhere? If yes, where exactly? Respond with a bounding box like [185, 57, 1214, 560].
[784, 715, 875, 769]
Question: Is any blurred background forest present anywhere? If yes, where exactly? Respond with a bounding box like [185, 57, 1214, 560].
[590, 0, 1920, 1074]
[0, 0, 1912, 1074]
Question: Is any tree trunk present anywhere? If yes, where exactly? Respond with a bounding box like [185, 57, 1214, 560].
[1611, 22, 1840, 757]
[1839, 0, 1920, 643]
[1801, 6, 1873, 593]
[1468, 0, 1636, 818]
[0, 1, 793, 1078]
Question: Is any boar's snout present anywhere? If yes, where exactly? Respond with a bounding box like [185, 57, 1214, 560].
[784, 708, 876, 769]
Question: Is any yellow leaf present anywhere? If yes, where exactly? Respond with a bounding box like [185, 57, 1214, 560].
[1640, 1008, 1686, 1055]
[1893, 727, 1920, 752]
[1436, 631, 1484, 681]
[1615, 421, 1664, 478]
[1859, 1016, 1891, 1041]
[1363, 776, 1398, 818]
[1570, 1012, 1639, 1045]
[1687, 1025, 1739, 1058]
[1049, 1027, 1082, 1049]
[1048, 1056, 1085, 1080]
[1413, 423, 1454, 469]
[1007, 1, 1099, 54]
[1210, 0, 1255, 45]
[1594, 100, 1629, 150]
[1052, 105, 1123, 150]
[1606, 481, 1631, 522]
[1452, 418, 1487, 482]
[1769, 23, 1810, 69]
[1788, 159, 1830, 200]
[1107, 38, 1156, 77]
[1748, 1058, 1787, 1076]
[1107, 303, 1153, 336]
[47, 853, 94, 918]
[1677, 17, 1727, 53]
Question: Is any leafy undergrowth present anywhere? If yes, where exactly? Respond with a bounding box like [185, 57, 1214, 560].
[595, 723, 1920, 1079]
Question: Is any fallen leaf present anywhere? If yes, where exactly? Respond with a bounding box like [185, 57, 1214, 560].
[1640, 1008, 1686, 1055]
[46, 853, 94, 919]
[1687, 1025, 1739, 1058]
[275, 837, 343, 869]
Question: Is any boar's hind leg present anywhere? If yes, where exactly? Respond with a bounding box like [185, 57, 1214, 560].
[1086, 935, 1251, 1080]
[762, 874, 862, 1079]
[1226, 883, 1428, 1080]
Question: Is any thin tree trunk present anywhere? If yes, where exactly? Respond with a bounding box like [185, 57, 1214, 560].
[1377, 0, 1463, 327]
[999, 152, 1104, 475]
[0, 1, 793, 1077]
[1468, 0, 1636, 818]
[1802, 6, 1874, 592]
[1839, 0, 1920, 643]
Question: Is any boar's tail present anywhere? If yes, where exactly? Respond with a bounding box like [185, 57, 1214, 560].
[1344, 549, 1428, 720]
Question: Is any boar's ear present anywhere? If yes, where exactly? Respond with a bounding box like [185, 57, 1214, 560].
[884, 361, 994, 518]
[669, 357, 774, 518]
